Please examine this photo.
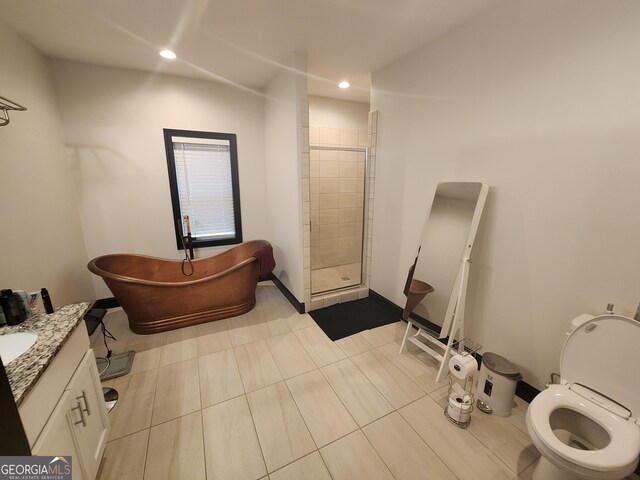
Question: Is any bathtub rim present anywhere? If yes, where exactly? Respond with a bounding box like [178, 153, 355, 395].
[87, 252, 258, 288]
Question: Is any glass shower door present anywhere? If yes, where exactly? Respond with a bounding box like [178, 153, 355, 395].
[310, 146, 366, 294]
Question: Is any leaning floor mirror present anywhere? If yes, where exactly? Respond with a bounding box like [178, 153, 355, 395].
[399, 182, 489, 382]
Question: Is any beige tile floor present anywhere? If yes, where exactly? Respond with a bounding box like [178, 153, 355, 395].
[311, 262, 361, 294]
[92, 282, 640, 480]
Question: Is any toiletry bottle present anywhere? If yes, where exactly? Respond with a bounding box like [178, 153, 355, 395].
[28, 291, 39, 313]
[13, 291, 31, 321]
[1, 289, 23, 325]
[41, 288, 54, 314]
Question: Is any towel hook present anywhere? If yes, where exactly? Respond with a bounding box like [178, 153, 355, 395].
[0, 95, 27, 126]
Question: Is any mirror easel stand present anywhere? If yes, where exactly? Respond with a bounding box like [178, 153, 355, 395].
[399, 181, 489, 383]
[399, 256, 471, 383]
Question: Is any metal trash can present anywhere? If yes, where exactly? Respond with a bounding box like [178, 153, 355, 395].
[475, 352, 522, 417]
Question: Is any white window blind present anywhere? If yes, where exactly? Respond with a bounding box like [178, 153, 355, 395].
[173, 140, 237, 240]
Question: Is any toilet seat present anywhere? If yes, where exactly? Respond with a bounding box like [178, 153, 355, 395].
[559, 315, 640, 420]
[528, 385, 640, 476]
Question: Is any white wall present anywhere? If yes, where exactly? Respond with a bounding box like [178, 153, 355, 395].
[0, 21, 94, 306]
[371, 0, 640, 389]
[49, 60, 269, 298]
[309, 96, 369, 132]
[263, 53, 307, 302]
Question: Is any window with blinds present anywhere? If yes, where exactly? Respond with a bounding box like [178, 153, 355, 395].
[164, 129, 242, 249]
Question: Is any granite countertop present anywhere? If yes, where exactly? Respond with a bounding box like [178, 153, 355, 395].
[1, 302, 91, 407]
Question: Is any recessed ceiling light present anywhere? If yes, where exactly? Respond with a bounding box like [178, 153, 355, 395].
[159, 49, 177, 59]
[338, 81, 350, 89]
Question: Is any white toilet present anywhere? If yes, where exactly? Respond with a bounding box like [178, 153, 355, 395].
[526, 314, 640, 480]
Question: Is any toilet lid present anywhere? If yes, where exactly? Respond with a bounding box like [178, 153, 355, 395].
[561, 314, 640, 419]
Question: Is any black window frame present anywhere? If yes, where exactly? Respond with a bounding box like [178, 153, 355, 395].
[163, 128, 243, 250]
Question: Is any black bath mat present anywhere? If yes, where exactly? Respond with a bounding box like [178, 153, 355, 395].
[309, 297, 400, 341]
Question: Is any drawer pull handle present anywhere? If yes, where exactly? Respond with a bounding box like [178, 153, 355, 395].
[77, 390, 91, 416]
[72, 401, 87, 427]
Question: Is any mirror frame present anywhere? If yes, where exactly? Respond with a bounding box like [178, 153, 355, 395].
[435, 182, 489, 338]
[400, 182, 490, 383]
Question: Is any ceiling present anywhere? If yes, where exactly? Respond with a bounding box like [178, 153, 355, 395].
[0, 0, 500, 103]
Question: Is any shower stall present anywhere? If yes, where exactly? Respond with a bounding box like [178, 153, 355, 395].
[309, 145, 367, 294]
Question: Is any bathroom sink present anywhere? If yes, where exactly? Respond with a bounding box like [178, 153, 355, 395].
[0, 332, 38, 365]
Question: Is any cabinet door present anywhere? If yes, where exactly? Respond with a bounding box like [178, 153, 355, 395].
[68, 350, 110, 480]
[32, 390, 86, 480]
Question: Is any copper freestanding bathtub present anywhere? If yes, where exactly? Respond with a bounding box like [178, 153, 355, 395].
[88, 240, 273, 334]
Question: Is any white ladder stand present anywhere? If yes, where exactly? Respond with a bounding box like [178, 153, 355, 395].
[399, 256, 471, 383]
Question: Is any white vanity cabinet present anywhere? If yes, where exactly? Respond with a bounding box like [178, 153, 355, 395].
[31, 390, 85, 479]
[32, 390, 87, 480]
[19, 323, 110, 480]
[65, 351, 110, 479]
[33, 351, 110, 480]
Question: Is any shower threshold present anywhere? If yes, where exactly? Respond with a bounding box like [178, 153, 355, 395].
[311, 262, 362, 295]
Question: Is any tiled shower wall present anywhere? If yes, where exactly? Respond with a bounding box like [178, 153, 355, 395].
[309, 127, 368, 271]
[304, 111, 378, 311]
[363, 110, 378, 290]
[301, 100, 311, 306]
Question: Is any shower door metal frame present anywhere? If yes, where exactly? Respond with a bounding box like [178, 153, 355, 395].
[309, 145, 369, 295]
